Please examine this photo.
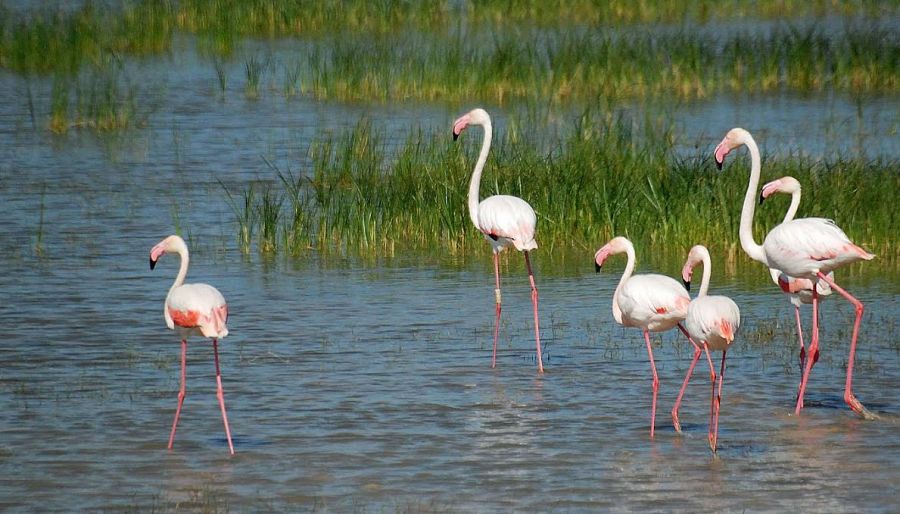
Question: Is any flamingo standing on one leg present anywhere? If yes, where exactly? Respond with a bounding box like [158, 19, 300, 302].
[594, 236, 692, 437]
[714, 128, 877, 419]
[150, 235, 235, 454]
[671, 245, 741, 452]
[453, 108, 544, 374]
[759, 176, 832, 373]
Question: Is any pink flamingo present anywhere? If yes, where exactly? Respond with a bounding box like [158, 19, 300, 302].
[759, 176, 833, 372]
[594, 236, 692, 437]
[714, 128, 877, 419]
[150, 235, 235, 454]
[453, 108, 544, 374]
[671, 245, 741, 452]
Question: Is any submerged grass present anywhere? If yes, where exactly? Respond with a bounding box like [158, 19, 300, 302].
[227, 113, 899, 272]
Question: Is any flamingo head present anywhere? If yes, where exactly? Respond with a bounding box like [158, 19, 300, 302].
[150, 235, 187, 270]
[759, 176, 801, 205]
[594, 236, 630, 271]
[453, 108, 491, 141]
[681, 244, 707, 291]
[714, 127, 751, 170]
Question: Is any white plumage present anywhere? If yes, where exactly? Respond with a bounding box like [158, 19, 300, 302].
[453, 108, 544, 373]
[594, 236, 691, 438]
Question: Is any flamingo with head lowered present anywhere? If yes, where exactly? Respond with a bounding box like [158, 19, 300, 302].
[759, 176, 833, 373]
[453, 108, 544, 374]
[672, 245, 741, 452]
[594, 236, 693, 437]
[714, 128, 877, 419]
[150, 234, 235, 454]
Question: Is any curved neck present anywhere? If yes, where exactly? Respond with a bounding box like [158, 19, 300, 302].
[171, 245, 189, 292]
[697, 250, 711, 298]
[612, 241, 636, 324]
[467, 120, 492, 230]
[738, 135, 768, 265]
[782, 188, 801, 223]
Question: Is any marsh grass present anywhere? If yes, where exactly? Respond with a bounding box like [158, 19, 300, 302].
[243, 54, 270, 99]
[226, 113, 899, 273]
[300, 25, 898, 104]
[47, 61, 137, 133]
[3, 2, 896, 105]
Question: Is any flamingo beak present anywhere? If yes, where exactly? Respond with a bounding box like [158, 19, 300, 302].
[713, 138, 730, 170]
[150, 257, 157, 270]
[453, 130, 459, 141]
[683, 279, 691, 291]
[595, 262, 602, 272]
[758, 191, 766, 205]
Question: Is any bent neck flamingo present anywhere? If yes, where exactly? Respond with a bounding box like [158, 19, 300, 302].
[594, 236, 692, 437]
[453, 108, 543, 374]
[150, 235, 235, 454]
[672, 245, 741, 452]
[715, 128, 877, 419]
[759, 176, 833, 372]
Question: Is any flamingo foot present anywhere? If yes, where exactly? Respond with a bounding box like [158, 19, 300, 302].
[846, 392, 879, 420]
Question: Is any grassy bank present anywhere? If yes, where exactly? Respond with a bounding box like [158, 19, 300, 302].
[224, 113, 899, 271]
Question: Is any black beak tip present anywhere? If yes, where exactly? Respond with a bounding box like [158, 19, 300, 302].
[758, 192, 765, 205]
[452, 131, 459, 141]
[150, 258, 156, 270]
[594, 263, 602, 273]
[715, 159, 723, 171]
[683, 279, 691, 291]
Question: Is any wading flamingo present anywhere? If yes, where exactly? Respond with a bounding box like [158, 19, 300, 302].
[594, 236, 692, 437]
[759, 176, 832, 372]
[453, 108, 544, 374]
[671, 245, 741, 452]
[714, 128, 877, 419]
[150, 235, 235, 454]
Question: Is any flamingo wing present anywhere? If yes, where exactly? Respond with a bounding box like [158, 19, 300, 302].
[167, 283, 229, 338]
[478, 195, 538, 251]
[765, 218, 873, 276]
[618, 274, 690, 330]
[686, 295, 741, 350]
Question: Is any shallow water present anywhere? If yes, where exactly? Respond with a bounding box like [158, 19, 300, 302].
[0, 33, 899, 514]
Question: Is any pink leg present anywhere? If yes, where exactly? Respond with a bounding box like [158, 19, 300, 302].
[213, 339, 235, 455]
[702, 343, 716, 436]
[795, 284, 820, 414]
[524, 252, 544, 374]
[168, 339, 187, 450]
[491, 252, 502, 369]
[710, 350, 727, 453]
[643, 330, 659, 438]
[816, 272, 878, 420]
[794, 305, 806, 372]
[672, 327, 702, 433]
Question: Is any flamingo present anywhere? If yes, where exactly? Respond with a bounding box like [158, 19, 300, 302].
[453, 108, 544, 374]
[150, 235, 235, 454]
[759, 176, 833, 372]
[671, 245, 741, 452]
[594, 236, 692, 437]
[714, 128, 877, 419]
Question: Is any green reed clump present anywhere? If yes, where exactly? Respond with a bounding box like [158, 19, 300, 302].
[244, 55, 270, 99]
[227, 114, 899, 270]
[47, 63, 136, 133]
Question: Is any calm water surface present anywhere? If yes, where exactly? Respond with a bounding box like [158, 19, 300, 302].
[0, 36, 899, 513]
